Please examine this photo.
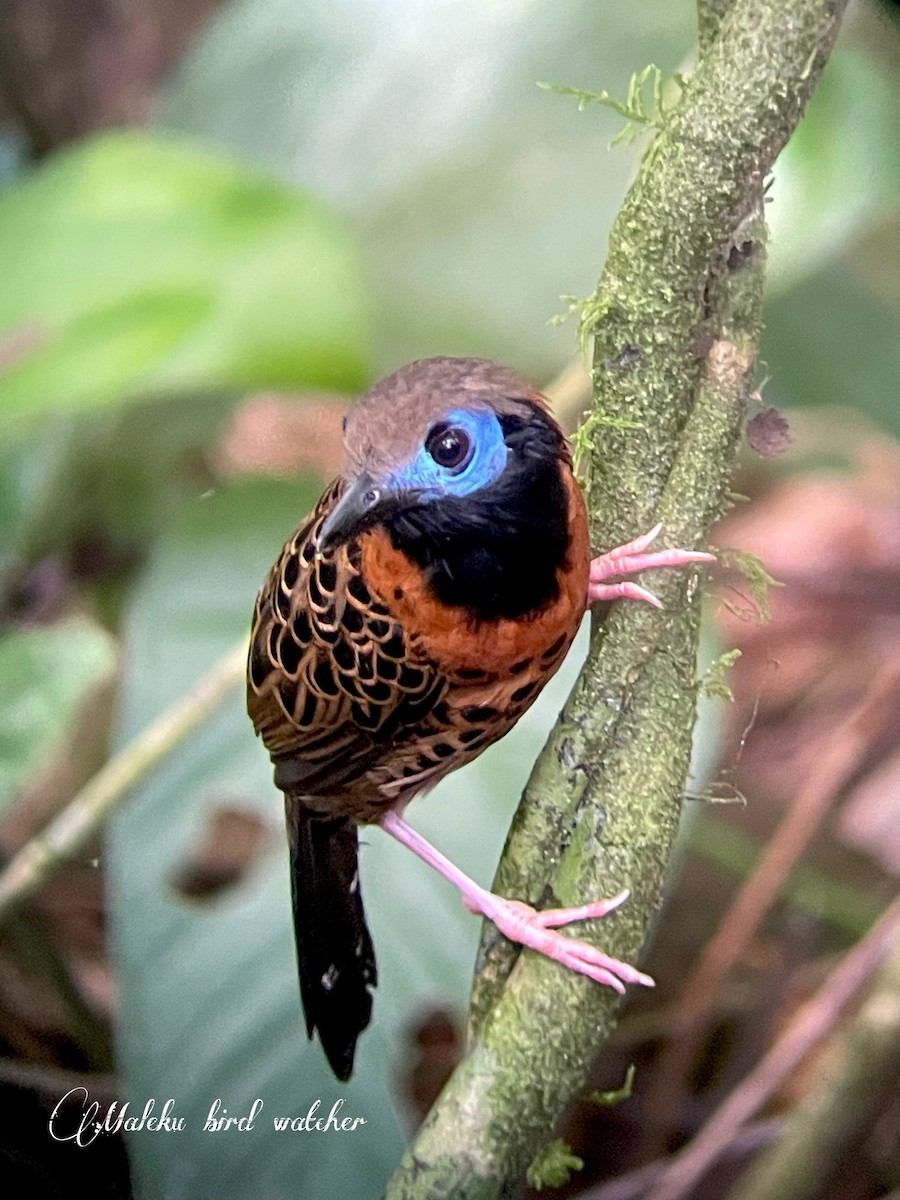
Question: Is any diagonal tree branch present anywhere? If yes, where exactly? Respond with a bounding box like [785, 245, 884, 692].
[387, 2, 847, 1197]
[470, 0, 841, 1028]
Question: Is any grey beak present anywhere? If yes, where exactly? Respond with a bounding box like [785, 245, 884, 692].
[316, 475, 383, 554]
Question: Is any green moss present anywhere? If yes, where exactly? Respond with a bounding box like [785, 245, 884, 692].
[591, 1063, 637, 1107]
[538, 63, 684, 154]
[526, 1140, 585, 1190]
[719, 547, 783, 621]
[386, 4, 848, 1197]
[699, 648, 742, 702]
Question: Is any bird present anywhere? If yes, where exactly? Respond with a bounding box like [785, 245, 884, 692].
[246, 356, 713, 1080]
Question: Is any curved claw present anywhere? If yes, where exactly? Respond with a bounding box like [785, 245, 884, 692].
[588, 523, 715, 609]
[379, 812, 654, 994]
[588, 579, 664, 608]
[477, 892, 654, 992]
[533, 889, 631, 928]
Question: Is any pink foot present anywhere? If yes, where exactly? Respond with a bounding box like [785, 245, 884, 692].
[380, 811, 652, 993]
[588, 522, 715, 608]
[465, 889, 653, 992]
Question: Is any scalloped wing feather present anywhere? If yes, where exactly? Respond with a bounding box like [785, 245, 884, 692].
[247, 480, 447, 800]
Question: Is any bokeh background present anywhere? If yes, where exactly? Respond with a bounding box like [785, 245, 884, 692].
[1, 2, 899, 1198]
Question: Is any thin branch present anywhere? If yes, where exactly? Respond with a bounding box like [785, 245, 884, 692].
[728, 928, 900, 1200]
[642, 892, 900, 1200]
[644, 661, 900, 1151]
[578, 1118, 783, 1200]
[0, 640, 246, 920]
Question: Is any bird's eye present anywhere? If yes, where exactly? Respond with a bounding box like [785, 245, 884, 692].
[425, 423, 473, 472]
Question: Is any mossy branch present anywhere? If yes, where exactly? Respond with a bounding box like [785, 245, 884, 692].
[386, 1, 846, 1197]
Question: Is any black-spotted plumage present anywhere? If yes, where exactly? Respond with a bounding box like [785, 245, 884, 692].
[249, 488, 456, 1080]
[247, 357, 591, 1079]
[248, 484, 449, 811]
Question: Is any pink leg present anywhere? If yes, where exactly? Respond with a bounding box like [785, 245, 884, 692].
[588, 522, 715, 609]
[380, 810, 653, 992]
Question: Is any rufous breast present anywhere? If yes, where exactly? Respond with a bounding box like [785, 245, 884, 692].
[358, 468, 590, 677]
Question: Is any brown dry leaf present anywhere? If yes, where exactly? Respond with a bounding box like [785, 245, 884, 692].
[169, 806, 269, 901]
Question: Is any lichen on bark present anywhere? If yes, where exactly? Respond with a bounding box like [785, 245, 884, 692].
[386, 3, 848, 1197]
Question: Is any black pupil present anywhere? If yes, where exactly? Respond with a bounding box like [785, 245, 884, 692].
[426, 424, 471, 470]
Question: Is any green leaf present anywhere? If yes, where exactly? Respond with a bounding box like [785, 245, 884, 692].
[0, 426, 67, 580]
[0, 131, 370, 419]
[0, 618, 117, 814]
[767, 46, 900, 294]
[161, 0, 696, 378]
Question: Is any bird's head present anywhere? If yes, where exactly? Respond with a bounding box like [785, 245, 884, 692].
[316, 356, 570, 558]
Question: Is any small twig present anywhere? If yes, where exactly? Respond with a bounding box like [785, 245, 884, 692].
[544, 357, 592, 431]
[0, 641, 247, 920]
[576, 1118, 783, 1200]
[645, 662, 900, 1148]
[642, 892, 900, 1200]
[728, 930, 900, 1200]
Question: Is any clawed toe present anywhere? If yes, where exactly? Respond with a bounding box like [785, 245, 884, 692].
[379, 812, 654, 995]
[477, 890, 654, 993]
[541, 928, 655, 990]
[587, 523, 715, 610]
[532, 889, 630, 928]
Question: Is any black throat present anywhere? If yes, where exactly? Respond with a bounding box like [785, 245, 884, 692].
[384, 407, 573, 622]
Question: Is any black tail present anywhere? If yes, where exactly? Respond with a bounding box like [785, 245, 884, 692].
[287, 806, 377, 1080]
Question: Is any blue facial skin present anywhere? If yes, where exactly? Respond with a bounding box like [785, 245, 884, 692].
[387, 408, 508, 502]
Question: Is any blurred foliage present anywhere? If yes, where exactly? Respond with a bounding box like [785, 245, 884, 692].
[0, 617, 116, 814]
[160, 0, 698, 377]
[0, 129, 370, 626]
[0, 0, 898, 1198]
[765, 43, 900, 292]
[763, 37, 900, 437]
[0, 131, 370, 418]
[158, 0, 900, 394]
